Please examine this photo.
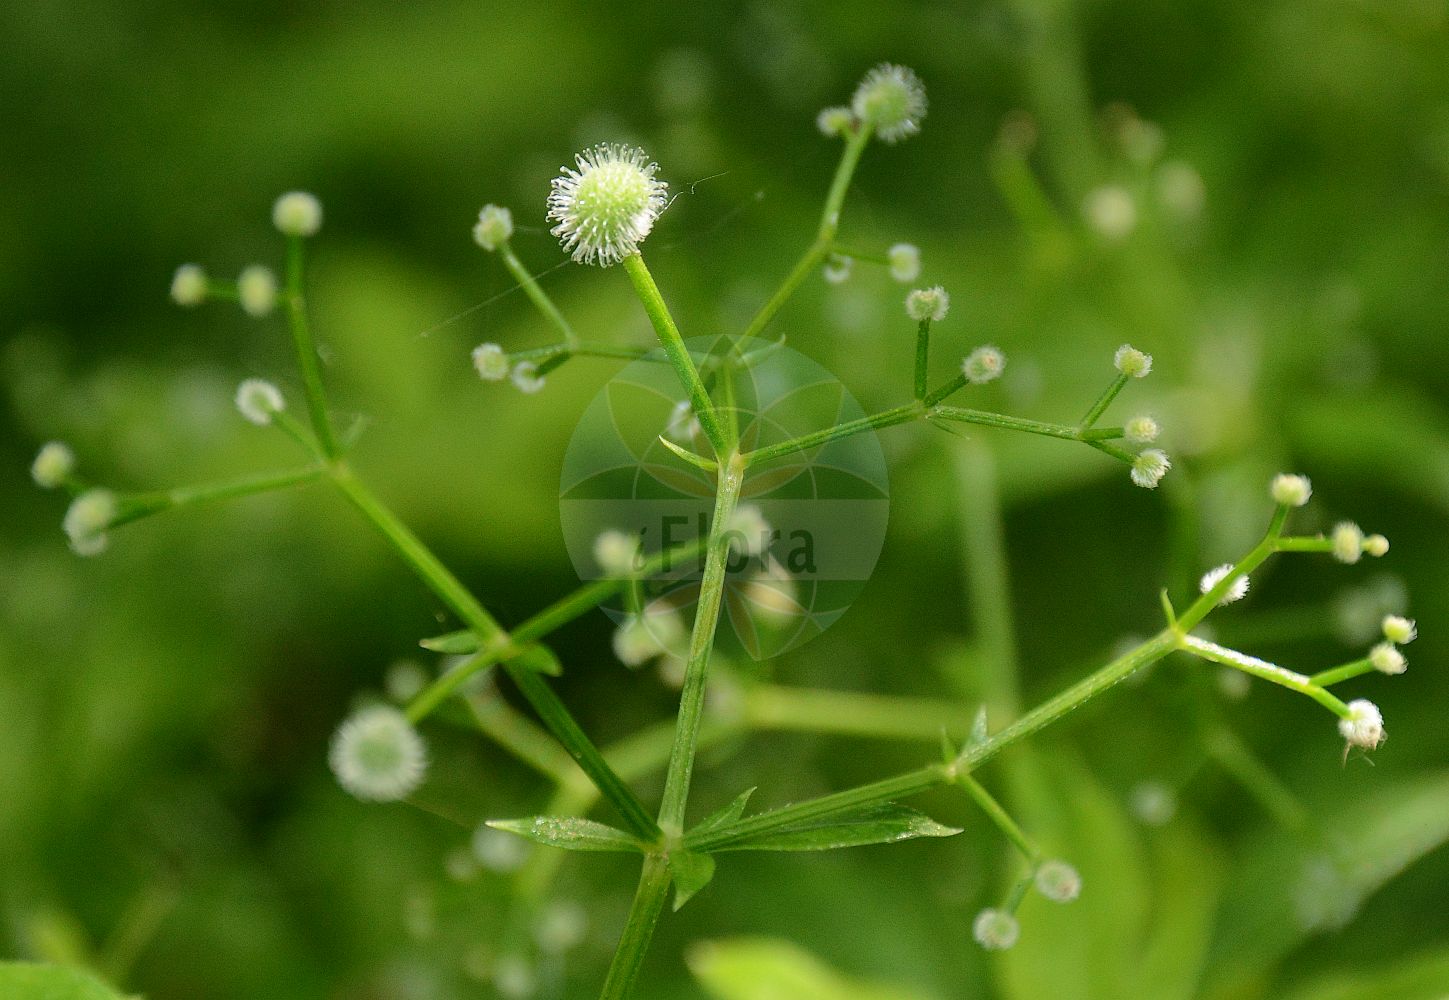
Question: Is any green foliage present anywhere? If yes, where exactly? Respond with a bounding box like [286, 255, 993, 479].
[688, 938, 936, 1000]
[0, 963, 126, 1000]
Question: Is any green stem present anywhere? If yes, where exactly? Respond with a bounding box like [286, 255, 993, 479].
[933, 405, 1095, 443]
[657, 453, 745, 834]
[598, 855, 672, 1000]
[743, 402, 922, 466]
[1178, 505, 1290, 632]
[954, 773, 1039, 863]
[914, 319, 931, 400]
[740, 685, 975, 741]
[499, 242, 578, 348]
[954, 441, 1021, 714]
[508, 341, 659, 363]
[1308, 658, 1377, 688]
[463, 690, 576, 783]
[284, 236, 339, 457]
[621, 253, 727, 455]
[109, 465, 326, 528]
[1180, 635, 1351, 718]
[1079, 372, 1131, 428]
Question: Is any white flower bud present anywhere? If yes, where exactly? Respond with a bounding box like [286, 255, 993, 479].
[852, 64, 927, 144]
[1271, 473, 1313, 508]
[170, 263, 208, 307]
[962, 345, 1006, 385]
[472, 204, 514, 251]
[905, 286, 949, 322]
[1368, 642, 1406, 676]
[972, 908, 1019, 951]
[1114, 344, 1153, 378]
[1331, 522, 1364, 564]
[1337, 699, 1384, 749]
[510, 361, 545, 394]
[237, 264, 279, 317]
[1083, 185, 1137, 240]
[472, 342, 509, 381]
[815, 106, 855, 138]
[328, 704, 428, 802]
[1124, 415, 1159, 444]
[1131, 449, 1171, 489]
[547, 143, 668, 266]
[887, 243, 921, 283]
[1363, 534, 1389, 557]
[823, 253, 853, 285]
[1200, 564, 1249, 605]
[31, 441, 75, 489]
[1034, 860, 1081, 903]
[726, 505, 772, 557]
[235, 378, 285, 426]
[63, 488, 116, 557]
[612, 607, 686, 667]
[593, 529, 640, 576]
[1382, 615, 1417, 645]
[272, 191, 323, 237]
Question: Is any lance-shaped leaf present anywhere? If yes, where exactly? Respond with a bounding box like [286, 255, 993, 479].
[487, 816, 647, 853]
[691, 787, 757, 837]
[671, 850, 717, 911]
[711, 803, 961, 853]
[420, 628, 480, 654]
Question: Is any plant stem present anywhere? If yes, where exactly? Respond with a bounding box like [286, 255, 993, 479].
[914, 319, 931, 400]
[933, 405, 1098, 443]
[1180, 635, 1351, 718]
[508, 341, 659, 363]
[1308, 657, 1377, 687]
[498, 242, 578, 348]
[1079, 372, 1130, 428]
[622, 253, 727, 455]
[657, 453, 745, 834]
[1177, 505, 1290, 632]
[284, 236, 339, 457]
[743, 402, 923, 466]
[954, 441, 1021, 714]
[954, 773, 1039, 863]
[740, 685, 975, 742]
[598, 855, 672, 1000]
[110, 465, 326, 527]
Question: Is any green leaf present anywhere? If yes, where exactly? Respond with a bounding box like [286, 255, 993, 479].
[419, 628, 479, 654]
[416, 631, 560, 676]
[0, 963, 127, 1000]
[713, 803, 961, 852]
[1278, 947, 1449, 1000]
[691, 787, 756, 837]
[688, 937, 938, 1000]
[486, 816, 645, 852]
[670, 849, 717, 911]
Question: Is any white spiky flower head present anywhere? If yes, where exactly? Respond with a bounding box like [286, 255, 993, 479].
[1337, 699, 1384, 750]
[63, 488, 117, 557]
[1114, 344, 1153, 378]
[1363, 534, 1389, 557]
[329, 704, 428, 802]
[547, 143, 668, 266]
[31, 441, 75, 489]
[1382, 615, 1417, 645]
[273, 191, 323, 237]
[1200, 564, 1249, 605]
[235, 378, 285, 426]
[1271, 473, 1313, 508]
[816, 106, 855, 138]
[963, 345, 1006, 385]
[593, 529, 640, 576]
[1131, 449, 1171, 489]
[851, 63, 927, 144]
[972, 908, 1019, 951]
[888, 243, 921, 283]
[1369, 642, 1406, 676]
[1034, 860, 1082, 903]
[1125, 415, 1160, 444]
[1332, 521, 1364, 564]
[170, 264, 208, 307]
[1083, 184, 1137, 240]
[727, 505, 772, 557]
[510, 361, 545, 394]
[823, 253, 853, 285]
[471, 342, 509, 381]
[472, 204, 514, 251]
[905, 286, 949, 322]
[237, 265, 278, 318]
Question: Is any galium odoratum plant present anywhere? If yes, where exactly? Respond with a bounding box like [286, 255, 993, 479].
[31, 64, 1417, 999]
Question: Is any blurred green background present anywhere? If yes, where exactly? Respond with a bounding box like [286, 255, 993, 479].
[3, 1, 1449, 998]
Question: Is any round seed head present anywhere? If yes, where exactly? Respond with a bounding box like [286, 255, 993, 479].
[851, 63, 927, 144]
[963, 345, 1006, 385]
[1034, 859, 1082, 903]
[235, 378, 285, 426]
[1332, 521, 1364, 564]
[1200, 563, 1249, 605]
[1363, 534, 1389, 557]
[1382, 615, 1417, 645]
[905, 286, 949, 322]
[472, 342, 509, 381]
[816, 105, 855, 138]
[31, 441, 75, 489]
[1338, 699, 1384, 749]
[972, 908, 1020, 951]
[63, 489, 116, 557]
[1271, 473, 1313, 508]
[272, 191, 323, 237]
[237, 265, 278, 317]
[1084, 185, 1138, 240]
[1369, 642, 1406, 676]
[593, 529, 640, 576]
[823, 253, 853, 285]
[1114, 344, 1153, 378]
[473, 204, 514, 251]
[727, 505, 772, 557]
[547, 143, 668, 266]
[170, 264, 208, 307]
[1131, 449, 1171, 489]
[887, 243, 921, 283]
[510, 360, 545, 394]
[1125, 415, 1160, 444]
[328, 704, 428, 802]
[612, 607, 686, 667]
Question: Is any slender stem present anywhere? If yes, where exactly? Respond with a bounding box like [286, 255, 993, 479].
[914, 319, 931, 400]
[1180, 635, 1351, 718]
[657, 453, 745, 834]
[621, 253, 727, 455]
[743, 402, 922, 466]
[955, 774, 1039, 863]
[741, 125, 872, 340]
[954, 441, 1021, 714]
[498, 242, 578, 348]
[109, 465, 326, 528]
[740, 685, 975, 741]
[284, 236, 339, 457]
[1309, 658, 1377, 688]
[922, 373, 968, 407]
[1178, 505, 1290, 632]
[1079, 372, 1131, 428]
[508, 341, 659, 363]
[463, 690, 575, 783]
[933, 406, 1094, 442]
[1273, 537, 1338, 553]
[599, 855, 672, 1000]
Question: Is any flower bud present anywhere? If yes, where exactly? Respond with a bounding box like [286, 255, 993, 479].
[1337, 699, 1384, 749]
[593, 529, 640, 576]
[1034, 860, 1082, 903]
[1369, 642, 1406, 676]
[1363, 534, 1389, 557]
[887, 243, 921, 283]
[1131, 449, 1171, 489]
[962, 345, 1006, 385]
[823, 253, 853, 285]
[1200, 563, 1249, 605]
[1331, 522, 1364, 564]
[237, 264, 278, 317]
[235, 378, 286, 426]
[1271, 473, 1312, 508]
[510, 361, 545, 394]
[63, 488, 116, 557]
[272, 191, 323, 237]
[472, 204, 514, 252]
[472, 342, 509, 381]
[905, 286, 949, 322]
[1382, 615, 1417, 645]
[31, 441, 75, 489]
[547, 143, 668, 266]
[1125, 415, 1159, 444]
[328, 704, 428, 801]
[1114, 344, 1153, 378]
[815, 106, 855, 138]
[170, 264, 208, 307]
[612, 607, 686, 667]
[851, 63, 927, 144]
[972, 908, 1019, 951]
